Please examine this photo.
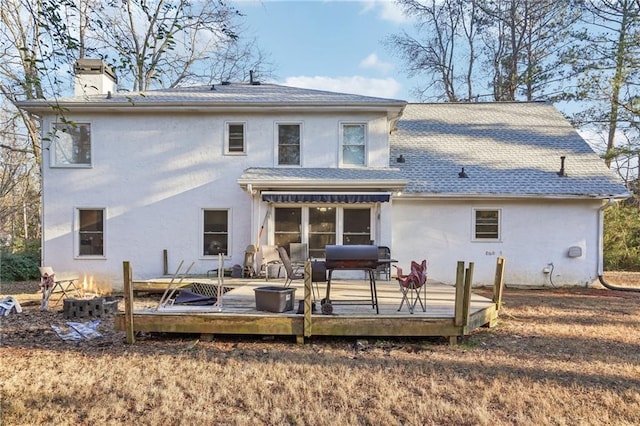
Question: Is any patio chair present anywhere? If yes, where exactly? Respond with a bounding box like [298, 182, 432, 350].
[259, 245, 283, 280]
[393, 259, 427, 314]
[277, 246, 304, 287]
[289, 242, 308, 266]
[38, 266, 79, 310]
[376, 246, 391, 281]
[243, 244, 257, 278]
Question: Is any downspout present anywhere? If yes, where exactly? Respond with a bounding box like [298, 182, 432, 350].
[597, 198, 640, 292]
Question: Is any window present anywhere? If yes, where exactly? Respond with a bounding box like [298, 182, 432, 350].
[341, 123, 366, 166]
[274, 208, 302, 252]
[278, 123, 300, 165]
[78, 209, 104, 256]
[273, 206, 372, 259]
[309, 207, 336, 259]
[226, 122, 245, 154]
[203, 210, 229, 256]
[343, 208, 371, 245]
[474, 209, 500, 240]
[52, 123, 91, 166]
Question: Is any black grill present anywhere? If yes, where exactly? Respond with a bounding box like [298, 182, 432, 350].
[321, 245, 379, 314]
[325, 245, 379, 270]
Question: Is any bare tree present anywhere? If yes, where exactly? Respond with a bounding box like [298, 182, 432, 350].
[389, 0, 577, 101]
[568, 0, 640, 171]
[478, 0, 577, 101]
[82, 0, 270, 90]
[388, 0, 481, 101]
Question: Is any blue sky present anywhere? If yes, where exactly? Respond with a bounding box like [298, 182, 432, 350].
[233, 0, 417, 101]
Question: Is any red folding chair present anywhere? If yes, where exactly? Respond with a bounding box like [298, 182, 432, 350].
[393, 259, 427, 314]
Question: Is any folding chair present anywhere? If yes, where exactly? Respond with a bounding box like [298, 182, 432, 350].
[38, 267, 79, 310]
[393, 259, 427, 314]
[259, 245, 283, 280]
[277, 247, 304, 287]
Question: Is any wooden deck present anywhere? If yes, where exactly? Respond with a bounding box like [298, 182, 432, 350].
[115, 258, 507, 344]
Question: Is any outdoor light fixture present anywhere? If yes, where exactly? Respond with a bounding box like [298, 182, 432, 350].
[458, 167, 469, 178]
[396, 154, 405, 163]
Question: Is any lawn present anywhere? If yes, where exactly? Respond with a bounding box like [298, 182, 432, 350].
[1, 273, 639, 425]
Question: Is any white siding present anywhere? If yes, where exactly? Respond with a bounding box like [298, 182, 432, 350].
[40, 111, 391, 288]
[391, 198, 601, 287]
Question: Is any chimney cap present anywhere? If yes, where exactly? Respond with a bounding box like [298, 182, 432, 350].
[74, 58, 117, 82]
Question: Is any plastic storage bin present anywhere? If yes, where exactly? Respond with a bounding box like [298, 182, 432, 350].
[254, 286, 296, 312]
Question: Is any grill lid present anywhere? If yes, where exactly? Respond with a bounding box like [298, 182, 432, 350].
[325, 245, 379, 269]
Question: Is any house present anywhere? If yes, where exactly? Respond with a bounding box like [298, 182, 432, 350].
[17, 60, 629, 289]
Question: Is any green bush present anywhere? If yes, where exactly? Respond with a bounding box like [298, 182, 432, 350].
[604, 201, 640, 271]
[0, 250, 41, 282]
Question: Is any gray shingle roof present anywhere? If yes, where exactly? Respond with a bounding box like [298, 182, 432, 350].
[390, 103, 629, 198]
[18, 83, 406, 109]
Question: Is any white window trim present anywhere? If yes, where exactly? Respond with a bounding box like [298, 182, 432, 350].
[275, 121, 303, 167]
[200, 208, 232, 259]
[224, 121, 247, 155]
[74, 207, 106, 259]
[50, 122, 93, 168]
[472, 208, 502, 242]
[339, 122, 367, 167]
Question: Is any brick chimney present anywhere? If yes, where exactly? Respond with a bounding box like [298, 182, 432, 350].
[73, 59, 117, 96]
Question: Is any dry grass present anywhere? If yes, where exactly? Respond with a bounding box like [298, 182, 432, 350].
[1, 273, 639, 425]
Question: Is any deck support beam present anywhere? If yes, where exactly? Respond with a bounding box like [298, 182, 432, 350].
[123, 261, 135, 344]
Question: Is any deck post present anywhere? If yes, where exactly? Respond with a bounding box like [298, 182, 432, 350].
[493, 256, 506, 310]
[454, 261, 466, 327]
[462, 262, 474, 329]
[302, 261, 312, 343]
[123, 261, 135, 344]
[451, 261, 466, 344]
[163, 250, 168, 275]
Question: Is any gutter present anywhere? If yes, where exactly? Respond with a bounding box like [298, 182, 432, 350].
[597, 198, 640, 292]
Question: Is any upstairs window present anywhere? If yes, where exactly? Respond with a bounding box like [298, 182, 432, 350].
[203, 209, 229, 256]
[474, 209, 501, 241]
[341, 123, 366, 166]
[52, 122, 91, 167]
[226, 122, 245, 154]
[78, 208, 104, 257]
[278, 123, 301, 165]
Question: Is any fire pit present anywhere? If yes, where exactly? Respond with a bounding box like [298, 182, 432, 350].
[322, 245, 380, 314]
[63, 296, 119, 319]
[62, 275, 118, 319]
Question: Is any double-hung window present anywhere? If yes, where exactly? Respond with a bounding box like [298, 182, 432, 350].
[52, 122, 92, 167]
[78, 208, 104, 257]
[341, 123, 366, 166]
[278, 123, 301, 165]
[203, 209, 229, 256]
[226, 122, 246, 154]
[473, 209, 501, 241]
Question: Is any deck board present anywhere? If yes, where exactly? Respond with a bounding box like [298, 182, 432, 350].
[117, 276, 498, 340]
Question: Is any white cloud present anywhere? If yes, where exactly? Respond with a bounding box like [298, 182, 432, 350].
[360, 0, 411, 24]
[359, 53, 394, 74]
[283, 75, 403, 99]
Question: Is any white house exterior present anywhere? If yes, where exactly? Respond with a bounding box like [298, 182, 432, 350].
[18, 62, 629, 289]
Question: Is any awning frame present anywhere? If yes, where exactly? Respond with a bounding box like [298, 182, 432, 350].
[261, 191, 392, 204]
